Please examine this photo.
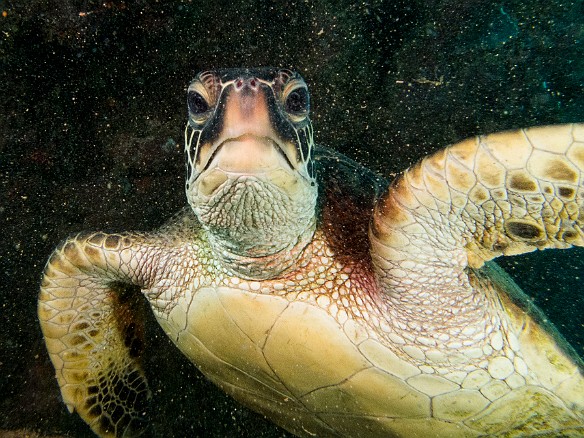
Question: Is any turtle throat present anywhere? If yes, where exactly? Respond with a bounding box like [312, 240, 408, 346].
[191, 175, 317, 280]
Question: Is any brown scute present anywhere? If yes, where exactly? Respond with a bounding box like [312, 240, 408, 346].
[69, 334, 87, 346]
[65, 350, 82, 360]
[88, 232, 106, 245]
[471, 186, 489, 203]
[562, 230, 577, 241]
[105, 234, 121, 249]
[505, 220, 544, 241]
[509, 174, 537, 192]
[70, 370, 89, 382]
[557, 186, 574, 198]
[84, 245, 100, 259]
[88, 385, 99, 395]
[528, 194, 545, 204]
[74, 321, 90, 331]
[544, 159, 578, 183]
[62, 241, 79, 259]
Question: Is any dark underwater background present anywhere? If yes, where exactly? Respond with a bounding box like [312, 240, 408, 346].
[0, 0, 582, 436]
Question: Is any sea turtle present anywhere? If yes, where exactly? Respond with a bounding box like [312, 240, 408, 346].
[39, 68, 584, 437]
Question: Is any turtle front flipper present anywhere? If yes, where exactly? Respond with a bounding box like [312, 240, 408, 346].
[369, 124, 584, 432]
[39, 232, 156, 437]
[371, 123, 583, 271]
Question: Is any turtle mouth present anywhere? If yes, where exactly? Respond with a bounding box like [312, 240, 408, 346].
[201, 134, 296, 175]
[193, 134, 305, 199]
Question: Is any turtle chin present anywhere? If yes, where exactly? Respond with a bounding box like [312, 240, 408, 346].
[188, 170, 317, 278]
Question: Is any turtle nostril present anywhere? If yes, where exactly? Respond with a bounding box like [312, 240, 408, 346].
[234, 78, 258, 92]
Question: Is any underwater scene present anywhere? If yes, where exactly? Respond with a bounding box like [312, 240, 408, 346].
[1, 0, 583, 436]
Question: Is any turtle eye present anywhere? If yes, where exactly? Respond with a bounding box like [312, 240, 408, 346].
[188, 91, 209, 115]
[285, 87, 309, 115]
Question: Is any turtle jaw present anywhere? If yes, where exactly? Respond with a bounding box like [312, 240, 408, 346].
[195, 134, 300, 198]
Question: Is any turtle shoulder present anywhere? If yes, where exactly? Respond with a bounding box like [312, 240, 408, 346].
[314, 144, 389, 264]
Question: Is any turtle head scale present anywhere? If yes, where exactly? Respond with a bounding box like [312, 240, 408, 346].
[184, 68, 318, 278]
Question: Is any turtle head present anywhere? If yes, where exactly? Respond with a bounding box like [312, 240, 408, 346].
[184, 68, 317, 276]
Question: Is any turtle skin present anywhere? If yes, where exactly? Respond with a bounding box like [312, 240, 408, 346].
[39, 69, 584, 437]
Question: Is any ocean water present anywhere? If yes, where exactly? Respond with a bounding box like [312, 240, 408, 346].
[0, 0, 582, 436]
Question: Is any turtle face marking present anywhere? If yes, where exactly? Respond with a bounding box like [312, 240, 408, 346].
[183, 69, 318, 272]
[184, 68, 314, 190]
[557, 186, 574, 198]
[508, 172, 538, 192]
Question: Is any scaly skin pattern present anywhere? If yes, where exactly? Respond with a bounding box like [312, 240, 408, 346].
[39, 124, 584, 437]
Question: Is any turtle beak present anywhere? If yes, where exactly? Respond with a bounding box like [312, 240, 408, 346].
[195, 78, 301, 197]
